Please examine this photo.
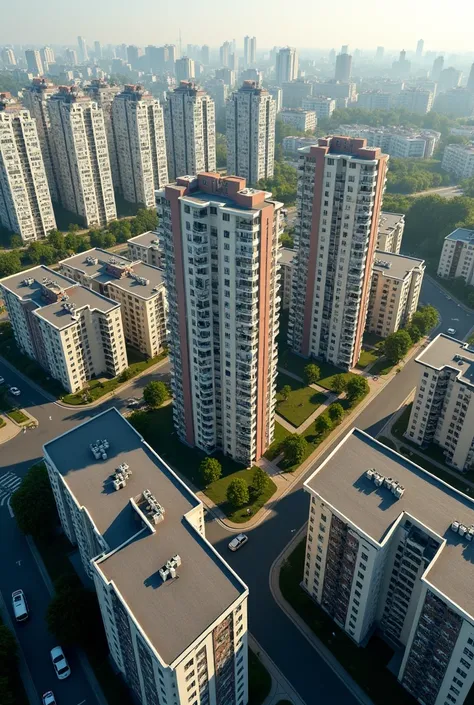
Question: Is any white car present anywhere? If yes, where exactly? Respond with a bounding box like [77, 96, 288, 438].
[12, 589, 29, 622]
[228, 534, 248, 552]
[127, 398, 140, 407]
[447, 328, 457, 336]
[9, 386, 21, 396]
[50, 646, 71, 680]
[42, 692, 57, 705]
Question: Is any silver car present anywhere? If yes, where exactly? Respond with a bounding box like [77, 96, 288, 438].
[228, 534, 249, 552]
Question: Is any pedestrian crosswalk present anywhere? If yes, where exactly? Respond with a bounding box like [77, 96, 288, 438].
[0, 471, 22, 507]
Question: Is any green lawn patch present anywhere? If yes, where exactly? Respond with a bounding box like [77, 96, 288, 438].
[363, 331, 385, 348]
[6, 408, 29, 424]
[280, 540, 417, 705]
[205, 466, 277, 523]
[276, 372, 326, 427]
[369, 356, 395, 376]
[278, 347, 308, 380]
[392, 403, 412, 440]
[264, 422, 291, 460]
[248, 649, 272, 705]
[357, 347, 380, 370]
[0, 416, 5, 428]
[317, 362, 357, 392]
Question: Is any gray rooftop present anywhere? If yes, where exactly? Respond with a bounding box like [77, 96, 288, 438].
[416, 334, 474, 387]
[305, 429, 474, 618]
[106, 262, 164, 299]
[43, 408, 246, 665]
[373, 250, 424, 280]
[445, 228, 474, 244]
[127, 231, 161, 248]
[0, 265, 76, 304]
[280, 247, 296, 265]
[34, 286, 118, 329]
[378, 211, 405, 234]
[60, 248, 131, 283]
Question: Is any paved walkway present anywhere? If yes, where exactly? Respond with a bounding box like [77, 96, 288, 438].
[0, 413, 20, 444]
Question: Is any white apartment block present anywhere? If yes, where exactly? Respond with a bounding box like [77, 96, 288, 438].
[278, 109, 316, 133]
[25, 49, 43, 76]
[289, 137, 388, 370]
[0, 102, 56, 241]
[442, 144, 474, 180]
[438, 229, 474, 284]
[49, 86, 117, 227]
[367, 251, 425, 338]
[279, 248, 295, 309]
[164, 81, 216, 182]
[275, 47, 298, 85]
[127, 230, 164, 268]
[43, 408, 249, 705]
[356, 90, 392, 111]
[304, 427, 474, 705]
[396, 88, 434, 115]
[23, 78, 60, 202]
[0, 266, 127, 393]
[311, 81, 357, 110]
[85, 79, 121, 188]
[59, 248, 167, 359]
[112, 85, 168, 209]
[157, 172, 283, 465]
[301, 96, 336, 120]
[2, 49, 16, 66]
[377, 212, 405, 253]
[407, 335, 474, 472]
[282, 136, 319, 154]
[175, 57, 195, 82]
[338, 124, 441, 159]
[226, 81, 276, 187]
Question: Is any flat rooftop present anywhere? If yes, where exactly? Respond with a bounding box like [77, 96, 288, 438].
[34, 286, 118, 329]
[378, 211, 404, 234]
[0, 266, 76, 304]
[106, 262, 164, 298]
[280, 247, 296, 265]
[127, 231, 161, 248]
[373, 250, 424, 279]
[182, 190, 261, 214]
[43, 409, 246, 665]
[445, 228, 474, 244]
[305, 429, 474, 617]
[416, 334, 474, 387]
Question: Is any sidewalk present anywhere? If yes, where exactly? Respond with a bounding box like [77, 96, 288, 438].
[0, 413, 20, 444]
[249, 633, 306, 705]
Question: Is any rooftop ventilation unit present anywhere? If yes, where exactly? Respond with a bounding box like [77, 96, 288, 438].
[142, 488, 165, 524]
[375, 259, 392, 269]
[90, 438, 110, 460]
[451, 520, 474, 541]
[365, 468, 405, 499]
[85, 256, 98, 265]
[159, 554, 182, 582]
[113, 462, 132, 491]
[61, 301, 77, 313]
[128, 272, 150, 286]
[21, 278, 34, 286]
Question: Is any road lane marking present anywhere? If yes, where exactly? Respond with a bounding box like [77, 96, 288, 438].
[76, 700, 86, 705]
[7, 497, 14, 518]
[0, 472, 22, 512]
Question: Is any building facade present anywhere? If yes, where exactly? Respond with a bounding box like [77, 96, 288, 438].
[396, 88, 434, 114]
[23, 79, 60, 201]
[43, 408, 249, 705]
[275, 47, 298, 85]
[303, 427, 474, 705]
[407, 335, 474, 473]
[438, 228, 474, 284]
[0, 101, 56, 241]
[175, 57, 195, 82]
[278, 109, 316, 133]
[24, 49, 43, 76]
[288, 137, 388, 369]
[127, 230, 164, 268]
[0, 266, 127, 393]
[281, 81, 312, 109]
[301, 95, 336, 119]
[112, 85, 168, 209]
[282, 136, 319, 154]
[442, 144, 474, 180]
[84, 80, 121, 188]
[49, 86, 117, 227]
[226, 81, 276, 186]
[377, 212, 405, 253]
[337, 124, 440, 159]
[356, 90, 392, 111]
[335, 53, 352, 82]
[164, 82, 216, 182]
[157, 173, 283, 465]
[435, 89, 474, 118]
[279, 248, 295, 309]
[366, 251, 425, 338]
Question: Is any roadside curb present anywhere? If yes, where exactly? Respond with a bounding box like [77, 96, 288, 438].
[0, 413, 21, 445]
[0, 355, 55, 402]
[269, 528, 374, 705]
[248, 633, 306, 705]
[0, 587, 38, 705]
[425, 273, 474, 315]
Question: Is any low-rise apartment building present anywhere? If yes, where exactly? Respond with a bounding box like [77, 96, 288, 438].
[438, 228, 474, 284]
[366, 251, 425, 338]
[279, 248, 295, 309]
[442, 144, 474, 180]
[304, 427, 474, 705]
[282, 136, 317, 154]
[356, 90, 392, 111]
[407, 335, 474, 473]
[0, 266, 127, 393]
[59, 249, 167, 359]
[337, 124, 441, 159]
[43, 408, 249, 705]
[278, 109, 316, 133]
[301, 95, 336, 119]
[377, 212, 405, 253]
[396, 88, 434, 115]
[127, 230, 164, 268]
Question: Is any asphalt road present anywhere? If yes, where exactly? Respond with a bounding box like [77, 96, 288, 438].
[0, 276, 472, 705]
[411, 185, 463, 199]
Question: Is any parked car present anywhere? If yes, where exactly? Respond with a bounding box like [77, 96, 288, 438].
[8, 386, 21, 396]
[228, 534, 249, 552]
[447, 328, 457, 336]
[42, 692, 57, 705]
[11, 589, 29, 622]
[50, 647, 71, 680]
[127, 398, 140, 408]
[0, 376, 4, 384]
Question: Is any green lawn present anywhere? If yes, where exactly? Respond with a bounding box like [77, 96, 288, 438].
[280, 540, 418, 705]
[248, 649, 272, 705]
[357, 347, 381, 370]
[278, 347, 309, 380]
[6, 408, 29, 424]
[362, 331, 385, 348]
[369, 356, 396, 376]
[264, 422, 291, 461]
[316, 362, 358, 392]
[205, 466, 277, 523]
[276, 372, 326, 427]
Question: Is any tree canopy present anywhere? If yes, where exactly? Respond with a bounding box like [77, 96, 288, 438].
[384, 330, 412, 364]
[11, 463, 57, 539]
[346, 376, 370, 401]
[46, 575, 102, 647]
[282, 434, 308, 465]
[251, 467, 269, 497]
[226, 478, 250, 508]
[257, 161, 298, 206]
[304, 363, 321, 385]
[200, 457, 222, 486]
[143, 381, 169, 408]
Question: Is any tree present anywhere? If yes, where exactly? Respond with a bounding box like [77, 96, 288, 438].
[46, 575, 101, 647]
[346, 375, 370, 401]
[9, 234, 22, 249]
[304, 363, 321, 385]
[280, 231, 294, 248]
[314, 414, 332, 435]
[331, 374, 347, 395]
[200, 457, 222, 486]
[143, 381, 169, 408]
[216, 133, 227, 168]
[280, 384, 292, 401]
[0, 251, 22, 277]
[384, 330, 412, 364]
[226, 478, 250, 508]
[405, 324, 422, 343]
[257, 161, 298, 206]
[10, 463, 57, 539]
[250, 467, 269, 497]
[48, 229, 65, 250]
[328, 402, 344, 423]
[282, 434, 308, 466]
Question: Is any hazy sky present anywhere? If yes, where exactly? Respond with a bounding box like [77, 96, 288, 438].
[2, 0, 474, 52]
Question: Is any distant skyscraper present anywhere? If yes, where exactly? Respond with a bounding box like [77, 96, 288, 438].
[112, 85, 168, 208]
[376, 46, 384, 61]
[335, 53, 352, 82]
[0, 98, 56, 241]
[438, 67, 462, 93]
[467, 64, 474, 93]
[23, 78, 60, 201]
[1, 49, 16, 66]
[431, 56, 444, 82]
[126, 45, 139, 68]
[157, 172, 283, 464]
[341, 45, 349, 54]
[220, 41, 231, 67]
[201, 45, 210, 65]
[175, 57, 195, 82]
[25, 50, 43, 76]
[226, 81, 276, 186]
[164, 81, 215, 181]
[77, 36, 88, 63]
[244, 36, 257, 67]
[64, 49, 78, 66]
[40, 46, 55, 69]
[49, 86, 116, 227]
[289, 137, 388, 370]
[84, 79, 121, 188]
[329, 48, 336, 63]
[94, 41, 102, 60]
[275, 47, 298, 85]
[416, 38, 424, 59]
[392, 49, 411, 78]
